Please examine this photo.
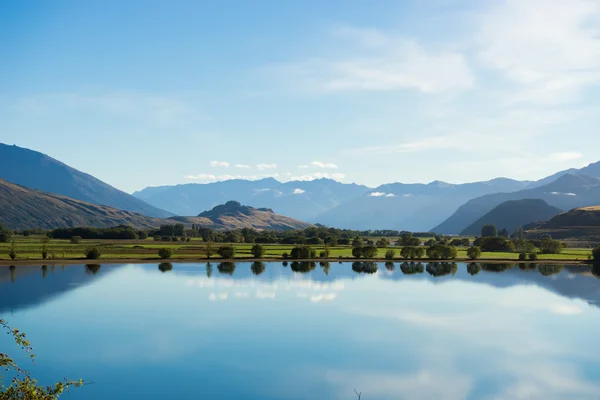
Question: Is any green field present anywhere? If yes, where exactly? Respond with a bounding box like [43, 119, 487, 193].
[0, 235, 594, 263]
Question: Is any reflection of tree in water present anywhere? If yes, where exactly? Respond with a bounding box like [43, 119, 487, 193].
[352, 262, 378, 274]
[41, 265, 47, 279]
[467, 263, 481, 276]
[481, 263, 512, 273]
[206, 263, 213, 278]
[9, 265, 15, 283]
[538, 264, 564, 276]
[593, 264, 600, 279]
[290, 262, 316, 273]
[85, 264, 102, 274]
[426, 262, 458, 277]
[282, 261, 288, 267]
[385, 262, 395, 272]
[217, 262, 236, 275]
[320, 261, 330, 275]
[251, 262, 265, 276]
[400, 262, 424, 275]
[518, 263, 537, 270]
[158, 263, 173, 273]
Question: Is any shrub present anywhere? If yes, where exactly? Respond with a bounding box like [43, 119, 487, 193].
[186, 238, 191, 242]
[282, 252, 289, 259]
[161, 236, 171, 242]
[528, 252, 538, 261]
[171, 236, 178, 242]
[384, 249, 396, 260]
[84, 247, 101, 260]
[251, 244, 265, 258]
[70, 236, 82, 244]
[478, 237, 514, 252]
[290, 246, 316, 259]
[361, 245, 378, 258]
[518, 252, 527, 261]
[467, 246, 481, 260]
[539, 238, 563, 254]
[376, 238, 390, 248]
[41, 245, 48, 260]
[593, 245, 600, 262]
[158, 248, 172, 259]
[352, 246, 363, 258]
[321, 245, 331, 258]
[426, 244, 457, 260]
[180, 237, 186, 242]
[217, 245, 236, 259]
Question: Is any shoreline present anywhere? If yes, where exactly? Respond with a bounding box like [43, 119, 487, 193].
[0, 257, 593, 267]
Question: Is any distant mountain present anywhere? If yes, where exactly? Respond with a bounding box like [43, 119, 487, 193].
[0, 178, 160, 230]
[0, 143, 171, 218]
[434, 173, 600, 234]
[459, 199, 563, 236]
[312, 178, 531, 231]
[526, 205, 600, 241]
[171, 201, 313, 231]
[133, 178, 370, 221]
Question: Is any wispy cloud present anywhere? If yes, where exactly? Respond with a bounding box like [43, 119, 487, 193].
[292, 188, 306, 195]
[257, 163, 277, 170]
[234, 164, 251, 169]
[310, 161, 338, 169]
[209, 161, 230, 168]
[291, 172, 346, 181]
[185, 173, 279, 182]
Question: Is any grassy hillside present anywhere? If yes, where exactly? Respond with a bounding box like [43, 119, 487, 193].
[527, 205, 600, 241]
[460, 199, 562, 236]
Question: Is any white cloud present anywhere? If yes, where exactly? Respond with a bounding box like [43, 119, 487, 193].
[186, 174, 279, 182]
[369, 192, 387, 197]
[256, 163, 277, 170]
[234, 164, 251, 169]
[310, 161, 338, 169]
[292, 188, 306, 195]
[386, 193, 396, 197]
[478, 0, 600, 104]
[551, 192, 577, 197]
[209, 161, 229, 168]
[548, 152, 584, 162]
[549, 304, 583, 315]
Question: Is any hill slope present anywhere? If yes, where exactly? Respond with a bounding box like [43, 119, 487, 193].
[313, 178, 530, 231]
[0, 179, 161, 230]
[526, 206, 600, 241]
[0, 143, 171, 218]
[133, 178, 370, 221]
[459, 199, 563, 236]
[433, 173, 600, 234]
[171, 201, 314, 231]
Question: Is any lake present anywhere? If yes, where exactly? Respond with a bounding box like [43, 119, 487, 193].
[2, 261, 600, 399]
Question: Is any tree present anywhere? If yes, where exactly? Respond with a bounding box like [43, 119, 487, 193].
[41, 244, 48, 260]
[498, 228, 510, 238]
[70, 236, 82, 244]
[593, 245, 600, 262]
[478, 237, 515, 252]
[481, 224, 497, 237]
[173, 223, 185, 237]
[0, 223, 11, 243]
[251, 244, 265, 258]
[539, 238, 563, 254]
[84, 247, 101, 260]
[401, 246, 423, 260]
[204, 242, 215, 259]
[384, 249, 395, 260]
[376, 238, 390, 248]
[467, 246, 481, 260]
[0, 319, 83, 398]
[217, 245, 236, 259]
[361, 245, 377, 258]
[9, 240, 17, 260]
[352, 246, 363, 258]
[426, 244, 457, 260]
[352, 237, 363, 248]
[158, 248, 172, 259]
[290, 246, 316, 259]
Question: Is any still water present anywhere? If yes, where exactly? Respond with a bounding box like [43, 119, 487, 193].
[1, 262, 600, 400]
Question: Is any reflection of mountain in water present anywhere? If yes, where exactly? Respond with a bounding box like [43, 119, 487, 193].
[1, 262, 599, 314]
[0, 264, 121, 314]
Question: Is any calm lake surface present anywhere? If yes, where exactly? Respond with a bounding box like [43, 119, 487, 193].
[2, 262, 600, 399]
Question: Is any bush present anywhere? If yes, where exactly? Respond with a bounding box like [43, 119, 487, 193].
[361, 245, 378, 258]
[477, 237, 514, 252]
[426, 244, 457, 260]
[539, 238, 563, 254]
[384, 249, 396, 260]
[352, 246, 363, 258]
[251, 244, 264, 258]
[158, 248, 172, 259]
[161, 236, 171, 242]
[518, 252, 527, 261]
[282, 252, 289, 259]
[41, 245, 48, 260]
[217, 245, 236, 259]
[70, 236, 82, 244]
[84, 247, 101, 260]
[171, 236, 178, 242]
[528, 252, 538, 261]
[593, 245, 600, 262]
[290, 246, 316, 259]
[467, 246, 481, 260]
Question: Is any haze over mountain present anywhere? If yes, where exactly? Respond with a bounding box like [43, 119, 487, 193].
[434, 170, 600, 234]
[133, 178, 370, 221]
[0, 143, 171, 218]
[459, 199, 562, 236]
[312, 178, 531, 231]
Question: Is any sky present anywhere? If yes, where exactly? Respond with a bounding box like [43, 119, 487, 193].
[1, 0, 600, 193]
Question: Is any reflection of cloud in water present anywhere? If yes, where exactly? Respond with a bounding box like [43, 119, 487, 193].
[208, 292, 228, 301]
[256, 290, 276, 299]
[310, 293, 337, 302]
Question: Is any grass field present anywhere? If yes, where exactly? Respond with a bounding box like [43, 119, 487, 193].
[0, 235, 594, 264]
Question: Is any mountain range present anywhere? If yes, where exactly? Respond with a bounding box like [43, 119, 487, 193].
[2, 142, 600, 234]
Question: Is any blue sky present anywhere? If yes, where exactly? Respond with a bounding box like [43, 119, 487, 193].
[1, 0, 599, 192]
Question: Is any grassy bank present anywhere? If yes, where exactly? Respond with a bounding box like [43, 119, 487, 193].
[0, 235, 594, 265]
